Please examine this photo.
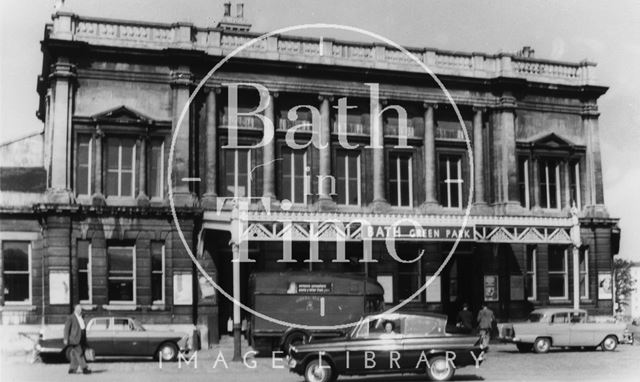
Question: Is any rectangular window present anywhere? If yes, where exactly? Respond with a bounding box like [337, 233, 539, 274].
[106, 138, 136, 197]
[78, 240, 92, 303]
[518, 157, 530, 209]
[107, 246, 136, 303]
[525, 246, 537, 300]
[389, 152, 413, 207]
[148, 139, 164, 199]
[281, 148, 307, 204]
[539, 159, 561, 209]
[548, 246, 568, 299]
[224, 149, 251, 197]
[151, 242, 165, 304]
[439, 155, 463, 208]
[2, 241, 31, 304]
[336, 150, 361, 206]
[569, 160, 581, 210]
[76, 135, 92, 196]
[579, 248, 589, 299]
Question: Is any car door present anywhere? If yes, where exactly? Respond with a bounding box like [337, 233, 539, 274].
[401, 315, 446, 371]
[549, 312, 571, 346]
[569, 312, 594, 346]
[347, 316, 403, 372]
[112, 318, 146, 356]
[86, 318, 114, 356]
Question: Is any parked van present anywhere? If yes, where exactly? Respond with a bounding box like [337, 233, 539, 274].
[247, 272, 384, 353]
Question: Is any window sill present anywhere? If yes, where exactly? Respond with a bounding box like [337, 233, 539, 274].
[80, 304, 97, 311]
[0, 304, 36, 312]
[548, 299, 571, 304]
[150, 303, 166, 311]
[102, 304, 139, 311]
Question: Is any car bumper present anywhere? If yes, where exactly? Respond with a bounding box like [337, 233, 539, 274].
[286, 355, 305, 375]
[34, 343, 64, 354]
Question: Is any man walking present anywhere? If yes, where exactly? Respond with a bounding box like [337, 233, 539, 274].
[63, 304, 91, 374]
[456, 303, 474, 334]
[477, 303, 495, 347]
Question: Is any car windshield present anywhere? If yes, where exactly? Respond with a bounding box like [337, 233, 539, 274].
[528, 313, 544, 322]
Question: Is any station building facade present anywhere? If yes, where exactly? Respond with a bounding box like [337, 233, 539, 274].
[0, 8, 620, 343]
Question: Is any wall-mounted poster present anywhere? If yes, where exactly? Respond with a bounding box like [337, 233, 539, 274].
[598, 272, 613, 300]
[510, 275, 525, 301]
[376, 275, 393, 303]
[484, 275, 499, 301]
[173, 272, 193, 305]
[425, 275, 441, 303]
[198, 275, 216, 303]
[49, 270, 70, 305]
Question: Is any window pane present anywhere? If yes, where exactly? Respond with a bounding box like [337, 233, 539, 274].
[335, 153, 346, 205]
[79, 272, 89, 301]
[121, 172, 133, 196]
[348, 179, 358, 205]
[120, 140, 134, 170]
[149, 140, 163, 198]
[237, 150, 248, 197]
[225, 150, 236, 196]
[108, 279, 134, 302]
[548, 250, 565, 272]
[549, 275, 566, 298]
[2, 242, 29, 271]
[108, 247, 133, 273]
[152, 274, 163, 302]
[4, 274, 30, 302]
[106, 172, 118, 196]
[579, 274, 587, 297]
[526, 274, 534, 297]
[107, 140, 119, 169]
[151, 243, 163, 272]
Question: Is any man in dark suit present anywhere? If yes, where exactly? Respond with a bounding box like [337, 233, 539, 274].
[63, 304, 91, 374]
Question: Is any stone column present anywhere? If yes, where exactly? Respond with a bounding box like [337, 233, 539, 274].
[136, 136, 149, 206]
[262, 92, 276, 200]
[170, 66, 195, 207]
[47, 60, 76, 203]
[91, 128, 105, 206]
[422, 103, 438, 209]
[370, 95, 388, 210]
[490, 96, 519, 213]
[532, 156, 541, 211]
[472, 107, 486, 206]
[202, 88, 218, 208]
[317, 95, 334, 208]
[582, 104, 607, 216]
[563, 160, 571, 210]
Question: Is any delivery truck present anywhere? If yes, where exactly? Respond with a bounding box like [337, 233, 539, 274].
[247, 271, 384, 353]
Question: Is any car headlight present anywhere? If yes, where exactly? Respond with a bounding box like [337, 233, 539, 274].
[287, 357, 297, 368]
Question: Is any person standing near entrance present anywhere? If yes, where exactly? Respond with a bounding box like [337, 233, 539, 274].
[63, 304, 91, 374]
[456, 303, 474, 333]
[477, 303, 495, 347]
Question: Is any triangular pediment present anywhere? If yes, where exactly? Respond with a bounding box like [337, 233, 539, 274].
[525, 132, 577, 149]
[92, 105, 154, 125]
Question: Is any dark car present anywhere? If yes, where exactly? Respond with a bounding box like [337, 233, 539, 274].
[36, 316, 190, 362]
[287, 312, 485, 382]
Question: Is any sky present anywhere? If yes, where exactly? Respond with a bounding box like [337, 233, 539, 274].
[1, 0, 639, 260]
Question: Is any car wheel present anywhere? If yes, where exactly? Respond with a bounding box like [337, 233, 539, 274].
[533, 337, 551, 354]
[283, 332, 308, 352]
[426, 355, 455, 381]
[601, 335, 617, 351]
[157, 342, 178, 362]
[516, 343, 532, 353]
[304, 358, 335, 382]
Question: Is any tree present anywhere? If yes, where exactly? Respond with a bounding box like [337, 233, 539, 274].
[613, 258, 637, 313]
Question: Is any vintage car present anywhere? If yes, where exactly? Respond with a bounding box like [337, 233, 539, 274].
[287, 312, 485, 382]
[499, 308, 628, 353]
[36, 316, 190, 362]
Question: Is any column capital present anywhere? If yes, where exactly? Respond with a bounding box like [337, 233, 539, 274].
[170, 69, 193, 87]
[422, 101, 439, 110]
[318, 93, 334, 102]
[580, 104, 600, 117]
[494, 95, 517, 110]
[49, 62, 77, 81]
[472, 105, 487, 113]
